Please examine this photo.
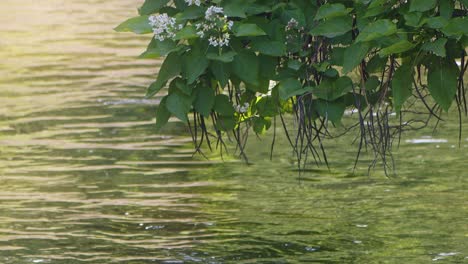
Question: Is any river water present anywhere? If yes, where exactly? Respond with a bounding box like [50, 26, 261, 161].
[0, 1, 467, 263]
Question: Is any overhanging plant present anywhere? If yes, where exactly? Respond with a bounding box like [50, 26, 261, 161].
[116, 0, 468, 174]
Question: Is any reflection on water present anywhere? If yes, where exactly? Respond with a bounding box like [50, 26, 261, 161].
[0, 0, 467, 263]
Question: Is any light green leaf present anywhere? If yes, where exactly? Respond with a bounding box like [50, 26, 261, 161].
[427, 59, 459, 111]
[139, 0, 170, 15]
[391, 64, 413, 113]
[315, 4, 350, 20]
[234, 23, 267, 37]
[166, 92, 192, 122]
[355, 19, 397, 42]
[310, 16, 353, 38]
[342, 42, 370, 74]
[379, 40, 415, 57]
[114, 16, 152, 34]
[409, 0, 436, 12]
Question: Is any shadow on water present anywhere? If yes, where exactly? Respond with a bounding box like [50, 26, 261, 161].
[0, 0, 467, 263]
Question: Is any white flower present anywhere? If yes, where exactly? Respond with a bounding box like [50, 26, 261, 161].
[234, 102, 250, 114]
[185, 0, 202, 6]
[148, 13, 179, 41]
[205, 6, 224, 20]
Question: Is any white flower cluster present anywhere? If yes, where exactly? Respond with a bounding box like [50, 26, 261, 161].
[195, 6, 234, 47]
[185, 0, 202, 6]
[149, 13, 182, 41]
[234, 102, 250, 114]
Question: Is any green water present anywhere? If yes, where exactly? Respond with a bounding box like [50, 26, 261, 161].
[0, 1, 467, 263]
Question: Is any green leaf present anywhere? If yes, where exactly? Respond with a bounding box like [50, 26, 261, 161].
[233, 23, 267, 37]
[139, 38, 177, 59]
[342, 42, 370, 74]
[252, 117, 271, 134]
[409, 0, 436, 12]
[166, 92, 192, 122]
[210, 61, 231, 88]
[232, 51, 259, 85]
[310, 16, 353, 38]
[251, 39, 286, 56]
[146, 52, 182, 98]
[174, 25, 198, 40]
[313, 76, 353, 101]
[439, 0, 454, 19]
[217, 116, 236, 131]
[391, 64, 413, 112]
[315, 100, 345, 124]
[139, 0, 170, 15]
[182, 48, 209, 84]
[223, 2, 247, 18]
[155, 97, 171, 131]
[422, 38, 447, 57]
[365, 76, 380, 91]
[214, 95, 235, 116]
[194, 86, 215, 116]
[278, 78, 303, 100]
[177, 5, 205, 20]
[114, 16, 152, 34]
[424, 16, 448, 29]
[206, 51, 237, 63]
[442, 17, 468, 38]
[315, 3, 350, 20]
[355, 19, 397, 42]
[379, 40, 415, 57]
[427, 59, 459, 111]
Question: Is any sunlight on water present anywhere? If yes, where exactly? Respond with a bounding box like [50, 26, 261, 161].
[0, 1, 467, 263]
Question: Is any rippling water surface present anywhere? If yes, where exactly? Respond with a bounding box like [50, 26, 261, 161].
[0, 1, 467, 263]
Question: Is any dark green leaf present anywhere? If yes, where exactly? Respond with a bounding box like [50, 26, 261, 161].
[146, 52, 181, 98]
[427, 59, 459, 111]
[422, 38, 447, 57]
[442, 17, 468, 38]
[139, 0, 170, 15]
[194, 86, 215, 116]
[391, 64, 413, 112]
[155, 97, 171, 131]
[234, 23, 267, 37]
[278, 78, 303, 100]
[166, 92, 192, 122]
[409, 0, 436, 12]
[315, 100, 345, 124]
[214, 95, 235, 116]
[183, 48, 209, 84]
[139, 38, 177, 59]
[310, 16, 353, 38]
[315, 3, 350, 20]
[251, 39, 286, 56]
[210, 61, 231, 88]
[313, 76, 353, 101]
[342, 42, 370, 74]
[232, 51, 259, 85]
[206, 51, 237, 63]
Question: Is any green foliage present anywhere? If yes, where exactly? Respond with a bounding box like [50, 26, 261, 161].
[118, 0, 468, 171]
